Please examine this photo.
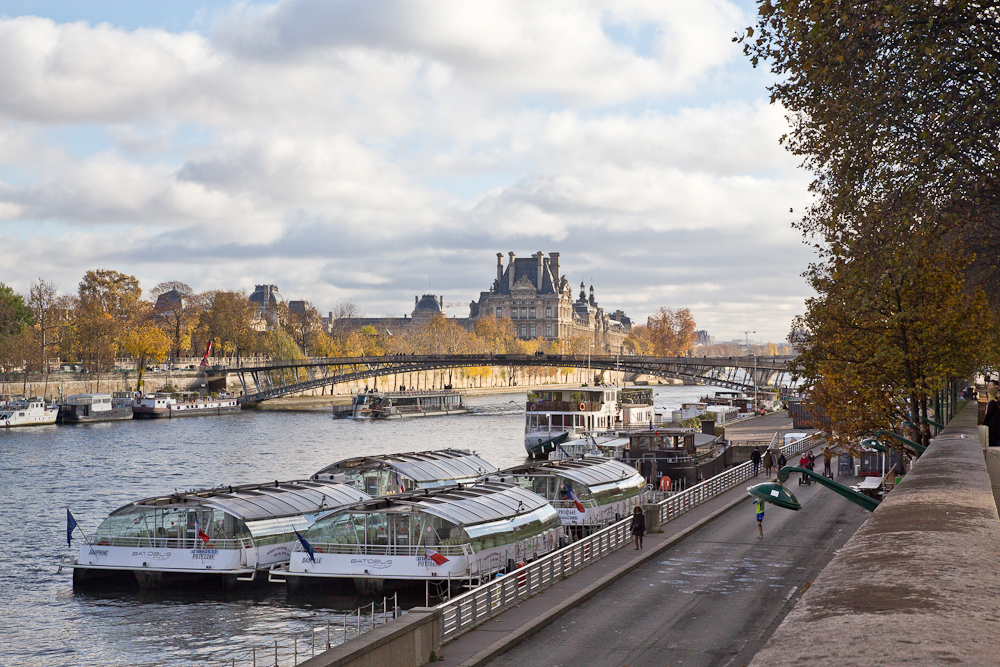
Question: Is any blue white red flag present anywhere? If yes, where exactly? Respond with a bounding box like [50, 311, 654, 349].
[566, 486, 585, 513]
[395, 472, 406, 494]
[194, 516, 210, 545]
[295, 530, 316, 563]
[424, 548, 449, 566]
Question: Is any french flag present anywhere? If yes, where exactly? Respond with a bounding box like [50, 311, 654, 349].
[424, 548, 449, 566]
[395, 472, 406, 494]
[566, 486, 585, 513]
[193, 517, 210, 546]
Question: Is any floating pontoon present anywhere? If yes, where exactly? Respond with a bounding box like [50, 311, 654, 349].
[68, 480, 370, 589]
[311, 449, 498, 496]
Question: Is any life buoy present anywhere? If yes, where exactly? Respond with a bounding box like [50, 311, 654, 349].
[659, 476, 671, 492]
[528, 404, 536, 411]
[578, 403, 586, 411]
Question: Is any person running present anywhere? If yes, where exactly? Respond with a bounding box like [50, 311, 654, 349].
[751, 446, 762, 477]
[754, 496, 765, 538]
[630, 506, 646, 550]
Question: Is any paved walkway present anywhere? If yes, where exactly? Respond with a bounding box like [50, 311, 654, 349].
[436, 480, 761, 667]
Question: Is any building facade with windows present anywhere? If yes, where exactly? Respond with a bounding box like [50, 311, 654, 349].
[468, 251, 631, 352]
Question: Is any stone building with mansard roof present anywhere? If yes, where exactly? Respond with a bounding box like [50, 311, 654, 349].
[468, 251, 631, 352]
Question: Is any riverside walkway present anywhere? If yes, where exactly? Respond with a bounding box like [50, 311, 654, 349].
[433, 470, 868, 667]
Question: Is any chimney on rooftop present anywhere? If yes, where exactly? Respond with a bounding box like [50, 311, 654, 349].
[534, 252, 544, 291]
[508, 252, 516, 290]
[496, 253, 503, 287]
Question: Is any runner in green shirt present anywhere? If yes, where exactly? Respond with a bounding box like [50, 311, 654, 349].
[754, 497, 765, 539]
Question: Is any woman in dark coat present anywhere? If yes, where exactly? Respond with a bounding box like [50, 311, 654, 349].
[630, 506, 646, 550]
[985, 386, 1000, 447]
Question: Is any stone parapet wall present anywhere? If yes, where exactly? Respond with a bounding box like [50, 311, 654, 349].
[749, 402, 1000, 667]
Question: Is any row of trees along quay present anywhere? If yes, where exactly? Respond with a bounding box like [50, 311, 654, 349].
[0, 275, 794, 395]
[737, 1, 1000, 450]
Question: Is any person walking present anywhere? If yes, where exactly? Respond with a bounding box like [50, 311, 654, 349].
[630, 506, 646, 550]
[822, 446, 834, 477]
[763, 450, 774, 478]
[754, 496, 765, 538]
[777, 452, 786, 470]
[751, 446, 762, 477]
[985, 386, 1000, 447]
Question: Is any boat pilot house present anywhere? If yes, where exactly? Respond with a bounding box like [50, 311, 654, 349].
[624, 428, 732, 489]
[311, 449, 498, 496]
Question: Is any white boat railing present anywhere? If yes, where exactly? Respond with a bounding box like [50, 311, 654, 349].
[84, 536, 250, 550]
[437, 433, 818, 643]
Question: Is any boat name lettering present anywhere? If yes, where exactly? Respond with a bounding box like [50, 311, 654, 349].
[350, 558, 393, 569]
[266, 546, 290, 558]
[88, 548, 108, 557]
[132, 550, 172, 560]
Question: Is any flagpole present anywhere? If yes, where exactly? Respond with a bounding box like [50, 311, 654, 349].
[68, 508, 95, 549]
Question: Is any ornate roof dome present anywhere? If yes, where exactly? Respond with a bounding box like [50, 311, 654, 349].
[414, 294, 442, 314]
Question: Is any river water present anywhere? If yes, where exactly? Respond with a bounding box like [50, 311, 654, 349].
[0, 385, 719, 666]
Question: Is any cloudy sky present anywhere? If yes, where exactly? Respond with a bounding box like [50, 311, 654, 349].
[0, 0, 813, 343]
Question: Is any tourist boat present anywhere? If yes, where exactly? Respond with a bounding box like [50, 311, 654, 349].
[57, 393, 133, 423]
[65, 479, 371, 589]
[0, 397, 58, 427]
[524, 386, 654, 458]
[311, 449, 498, 496]
[277, 481, 563, 594]
[332, 389, 469, 420]
[490, 457, 647, 531]
[132, 391, 240, 419]
[622, 427, 732, 489]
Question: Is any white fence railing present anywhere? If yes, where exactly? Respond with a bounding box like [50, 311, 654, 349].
[437, 433, 818, 643]
[220, 594, 398, 666]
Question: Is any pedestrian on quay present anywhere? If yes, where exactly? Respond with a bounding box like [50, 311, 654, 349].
[630, 506, 646, 550]
[763, 450, 774, 478]
[751, 446, 762, 477]
[777, 452, 787, 470]
[754, 496, 765, 539]
[985, 386, 1000, 447]
[822, 446, 834, 477]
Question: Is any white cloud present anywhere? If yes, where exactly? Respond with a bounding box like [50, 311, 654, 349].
[0, 1, 815, 343]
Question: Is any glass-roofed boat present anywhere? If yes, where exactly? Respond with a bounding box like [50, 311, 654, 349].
[310, 449, 498, 496]
[278, 481, 563, 594]
[66, 479, 370, 590]
[490, 458, 648, 532]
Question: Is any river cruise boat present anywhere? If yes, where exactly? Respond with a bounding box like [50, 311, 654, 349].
[623, 428, 732, 489]
[491, 457, 647, 531]
[278, 481, 563, 594]
[66, 479, 371, 589]
[524, 386, 654, 458]
[311, 449, 498, 496]
[57, 393, 133, 423]
[132, 392, 240, 419]
[0, 397, 57, 427]
[332, 389, 468, 420]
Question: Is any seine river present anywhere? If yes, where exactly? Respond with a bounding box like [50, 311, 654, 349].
[0, 385, 718, 666]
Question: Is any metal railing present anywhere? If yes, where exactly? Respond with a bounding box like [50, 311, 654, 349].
[437, 433, 818, 643]
[87, 535, 249, 550]
[220, 594, 399, 666]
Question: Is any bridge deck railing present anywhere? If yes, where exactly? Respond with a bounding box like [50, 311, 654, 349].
[437, 433, 818, 643]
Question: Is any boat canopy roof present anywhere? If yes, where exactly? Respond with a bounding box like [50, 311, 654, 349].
[312, 449, 497, 485]
[324, 481, 551, 527]
[498, 458, 643, 487]
[110, 480, 371, 523]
